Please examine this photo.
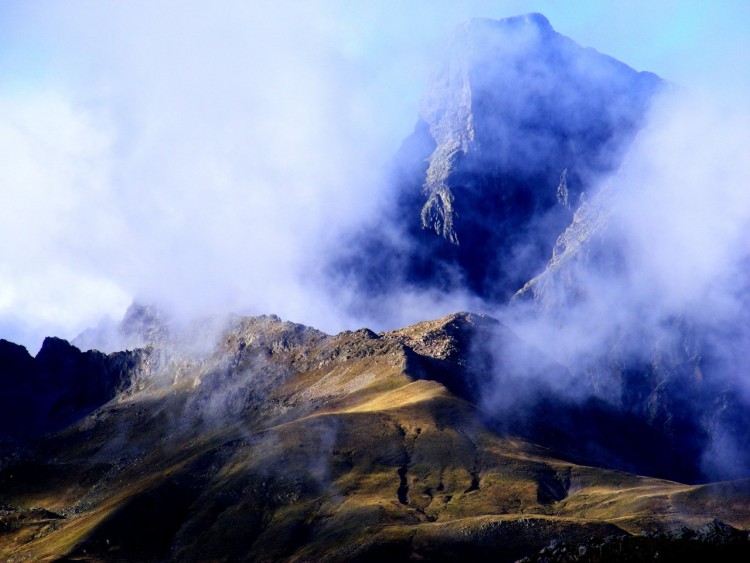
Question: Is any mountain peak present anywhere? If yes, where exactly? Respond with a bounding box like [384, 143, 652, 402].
[339, 13, 663, 303]
[518, 12, 551, 27]
[452, 12, 556, 55]
[466, 12, 552, 32]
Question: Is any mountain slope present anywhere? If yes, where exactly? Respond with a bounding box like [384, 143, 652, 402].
[1, 312, 748, 561]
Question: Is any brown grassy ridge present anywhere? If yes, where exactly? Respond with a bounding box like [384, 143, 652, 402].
[1, 312, 748, 561]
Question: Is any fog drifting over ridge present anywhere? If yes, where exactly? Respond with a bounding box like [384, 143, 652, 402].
[506, 90, 750, 355]
[482, 86, 750, 480]
[1, 1, 749, 352]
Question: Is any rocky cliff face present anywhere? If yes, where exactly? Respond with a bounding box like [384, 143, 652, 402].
[338, 13, 663, 301]
[334, 13, 743, 489]
[0, 337, 152, 441]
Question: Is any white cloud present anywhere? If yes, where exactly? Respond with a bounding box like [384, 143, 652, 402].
[2, 1, 749, 352]
[0, 92, 130, 350]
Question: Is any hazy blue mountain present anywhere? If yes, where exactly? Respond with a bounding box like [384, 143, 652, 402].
[336, 13, 663, 302]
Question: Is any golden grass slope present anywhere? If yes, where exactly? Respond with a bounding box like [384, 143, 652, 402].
[1, 313, 748, 561]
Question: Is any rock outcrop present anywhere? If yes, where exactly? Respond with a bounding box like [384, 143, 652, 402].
[0, 337, 151, 441]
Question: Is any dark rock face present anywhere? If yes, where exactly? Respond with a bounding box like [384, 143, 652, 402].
[338, 13, 663, 302]
[0, 337, 147, 441]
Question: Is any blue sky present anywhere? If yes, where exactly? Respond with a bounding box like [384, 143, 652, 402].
[3, 1, 749, 125]
[1, 1, 748, 351]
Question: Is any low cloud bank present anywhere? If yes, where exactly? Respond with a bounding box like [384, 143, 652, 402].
[487, 88, 750, 480]
[3, 2, 748, 353]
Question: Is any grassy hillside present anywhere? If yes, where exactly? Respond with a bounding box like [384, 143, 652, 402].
[1, 313, 748, 561]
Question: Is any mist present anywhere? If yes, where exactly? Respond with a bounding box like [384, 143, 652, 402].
[2, 0, 749, 358]
[0, 1, 428, 350]
[481, 86, 750, 481]
[504, 89, 750, 360]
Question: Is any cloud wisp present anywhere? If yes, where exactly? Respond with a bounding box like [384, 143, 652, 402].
[487, 87, 750, 480]
[0, 2, 429, 349]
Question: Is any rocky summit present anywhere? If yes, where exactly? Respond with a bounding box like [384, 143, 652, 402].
[336, 13, 663, 302]
[1, 309, 750, 561]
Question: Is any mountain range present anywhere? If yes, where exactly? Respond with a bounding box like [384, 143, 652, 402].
[1, 13, 749, 562]
[2, 309, 750, 561]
